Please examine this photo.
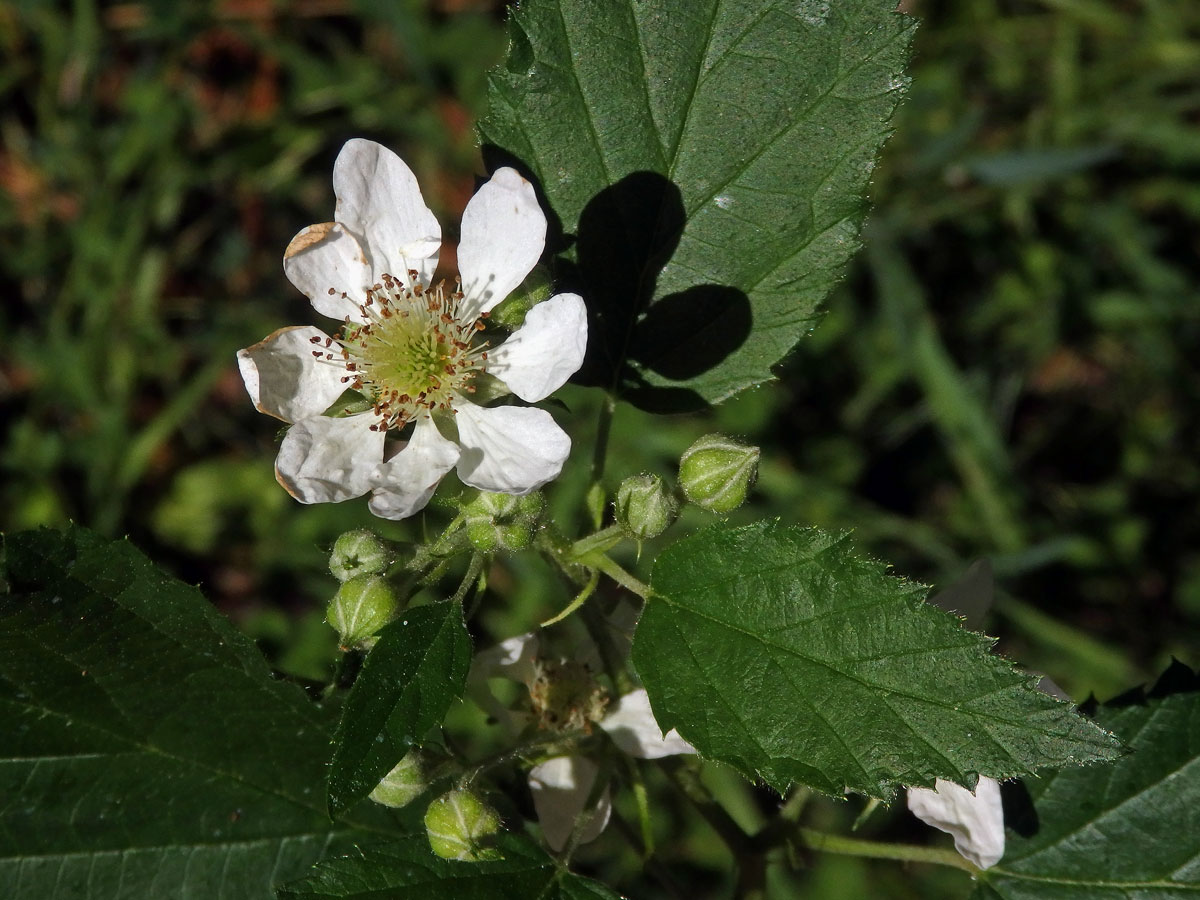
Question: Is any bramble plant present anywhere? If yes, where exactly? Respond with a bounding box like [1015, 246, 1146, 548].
[2, 2, 1198, 900]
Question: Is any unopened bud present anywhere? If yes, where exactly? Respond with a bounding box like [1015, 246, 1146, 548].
[488, 265, 553, 330]
[327, 574, 400, 647]
[464, 490, 544, 553]
[369, 749, 427, 809]
[678, 434, 759, 513]
[329, 529, 393, 582]
[424, 790, 503, 861]
[614, 474, 676, 540]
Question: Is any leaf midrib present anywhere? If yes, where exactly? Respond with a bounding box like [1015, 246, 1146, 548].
[665, 596, 1095, 744]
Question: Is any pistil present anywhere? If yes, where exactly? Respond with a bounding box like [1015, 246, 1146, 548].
[309, 271, 490, 431]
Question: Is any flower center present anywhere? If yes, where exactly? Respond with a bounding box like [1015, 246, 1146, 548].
[311, 271, 489, 431]
[528, 658, 609, 734]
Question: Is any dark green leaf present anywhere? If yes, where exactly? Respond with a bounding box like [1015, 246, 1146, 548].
[327, 603, 472, 817]
[975, 661, 1200, 899]
[480, 0, 914, 410]
[0, 526, 399, 900]
[632, 521, 1120, 797]
[276, 834, 622, 899]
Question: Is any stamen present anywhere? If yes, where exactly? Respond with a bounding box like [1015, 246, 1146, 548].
[320, 273, 490, 432]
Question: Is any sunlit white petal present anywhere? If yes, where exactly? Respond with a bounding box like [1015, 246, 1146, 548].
[458, 167, 546, 318]
[907, 777, 1005, 869]
[528, 756, 611, 852]
[332, 138, 441, 289]
[275, 414, 384, 504]
[600, 689, 696, 759]
[368, 418, 460, 520]
[283, 223, 372, 321]
[237, 326, 347, 423]
[454, 404, 570, 495]
[487, 294, 588, 402]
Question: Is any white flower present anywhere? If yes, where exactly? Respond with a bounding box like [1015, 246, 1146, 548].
[906, 776, 1005, 869]
[237, 139, 587, 519]
[470, 632, 695, 851]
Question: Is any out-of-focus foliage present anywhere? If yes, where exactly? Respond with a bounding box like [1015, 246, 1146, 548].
[2, 1, 1198, 898]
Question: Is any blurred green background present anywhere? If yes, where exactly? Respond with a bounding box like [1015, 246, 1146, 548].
[2, 0, 1198, 897]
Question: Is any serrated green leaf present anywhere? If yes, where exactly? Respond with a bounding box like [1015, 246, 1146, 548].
[632, 521, 1121, 797]
[0, 526, 400, 900]
[275, 834, 622, 899]
[480, 0, 914, 410]
[327, 603, 472, 817]
[975, 661, 1200, 899]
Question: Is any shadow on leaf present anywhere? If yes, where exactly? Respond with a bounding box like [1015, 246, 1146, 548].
[480, 152, 751, 413]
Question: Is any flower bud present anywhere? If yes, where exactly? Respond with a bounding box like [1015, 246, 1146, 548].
[424, 790, 503, 861]
[369, 749, 427, 809]
[463, 490, 544, 553]
[488, 265, 553, 330]
[329, 529, 393, 582]
[614, 474, 676, 540]
[678, 434, 760, 513]
[326, 574, 401, 647]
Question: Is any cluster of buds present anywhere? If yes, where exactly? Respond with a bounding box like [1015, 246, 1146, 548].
[611, 434, 760, 540]
[464, 490, 545, 553]
[326, 529, 401, 648]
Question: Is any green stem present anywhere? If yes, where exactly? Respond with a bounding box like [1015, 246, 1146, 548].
[561, 524, 649, 598]
[540, 569, 599, 627]
[457, 736, 568, 790]
[567, 524, 626, 560]
[791, 827, 978, 873]
[589, 552, 651, 599]
[591, 394, 616, 484]
[661, 758, 752, 855]
[663, 758, 976, 877]
[453, 552, 486, 613]
[408, 513, 467, 576]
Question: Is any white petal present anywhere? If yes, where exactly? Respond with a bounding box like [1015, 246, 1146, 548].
[237, 326, 347, 423]
[453, 404, 570, 495]
[283, 223, 372, 321]
[528, 756, 611, 852]
[907, 777, 1005, 869]
[601, 689, 696, 759]
[470, 632, 540, 685]
[367, 418, 460, 520]
[275, 414, 384, 504]
[333, 138, 441, 288]
[486, 294, 587, 402]
[466, 632, 540, 738]
[457, 168, 546, 318]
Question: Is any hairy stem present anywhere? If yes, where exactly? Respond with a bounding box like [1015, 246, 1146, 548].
[591, 393, 616, 485]
[589, 552, 651, 599]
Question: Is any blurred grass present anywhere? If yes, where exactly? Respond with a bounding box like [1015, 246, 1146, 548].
[2, 0, 1199, 897]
